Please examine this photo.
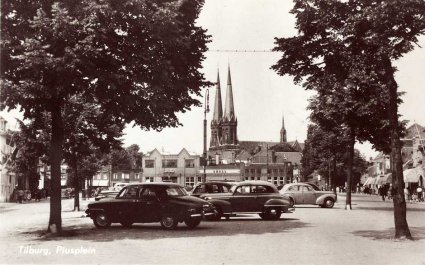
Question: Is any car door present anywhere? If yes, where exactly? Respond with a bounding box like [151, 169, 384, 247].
[253, 185, 274, 212]
[301, 185, 316, 204]
[115, 186, 140, 221]
[229, 185, 254, 212]
[291, 185, 304, 204]
[137, 187, 162, 222]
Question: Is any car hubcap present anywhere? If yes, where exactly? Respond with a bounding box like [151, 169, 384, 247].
[326, 200, 333, 207]
[96, 215, 108, 226]
[162, 217, 174, 227]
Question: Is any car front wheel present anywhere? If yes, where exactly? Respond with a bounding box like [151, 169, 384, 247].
[184, 218, 202, 228]
[323, 198, 335, 208]
[160, 215, 178, 229]
[261, 207, 281, 220]
[93, 213, 111, 228]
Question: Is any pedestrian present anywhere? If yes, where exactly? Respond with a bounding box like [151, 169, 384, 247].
[416, 187, 423, 202]
[378, 186, 385, 201]
[17, 188, 24, 204]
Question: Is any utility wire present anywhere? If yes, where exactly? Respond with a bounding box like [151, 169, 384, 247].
[207, 49, 276, 53]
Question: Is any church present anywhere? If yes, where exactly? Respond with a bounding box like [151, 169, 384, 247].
[205, 66, 304, 186]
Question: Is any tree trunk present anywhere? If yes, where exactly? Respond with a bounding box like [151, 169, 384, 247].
[73, 156, 80, 211]
[345, 127, 355, 210]
[48, 102, 63, 233]
[332, 155, 337, 195]
[384, 57, 412, 240]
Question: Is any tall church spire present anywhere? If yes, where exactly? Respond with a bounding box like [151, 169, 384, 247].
[223, 65, 236, 121]
[280, 114, 287, 143]
[212, 70, 223, 122]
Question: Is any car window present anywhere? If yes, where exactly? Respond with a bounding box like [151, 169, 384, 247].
[287, 185, 299, 191]
[253, 185, 274, 193]
[166, 187, 187, 197]
[211, 184, 220, 193]
[234, 185, 250, 194]
[301, 186, 312, 192]
[118, 186, 138, 199]
[222, 185, 232, 193]
[140, 187, 157, 198]
[195, 184, 206, 193]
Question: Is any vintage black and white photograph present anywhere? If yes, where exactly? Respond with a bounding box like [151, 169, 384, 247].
[1, 0, 425, 264]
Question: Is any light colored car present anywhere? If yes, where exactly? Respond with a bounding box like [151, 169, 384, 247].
[280, 183, 337, 208]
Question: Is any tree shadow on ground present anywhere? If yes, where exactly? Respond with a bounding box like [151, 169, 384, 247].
[355, 206, 425, 212]
[22, 216, 309, 242]
[352, 227, 425, 241]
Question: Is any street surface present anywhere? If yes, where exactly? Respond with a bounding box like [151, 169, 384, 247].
[0, 193, 424, 265]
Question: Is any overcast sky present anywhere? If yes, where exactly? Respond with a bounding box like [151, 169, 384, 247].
[2, 0, 424, 159]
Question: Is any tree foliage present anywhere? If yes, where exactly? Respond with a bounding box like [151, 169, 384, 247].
[272, 0, 425, 239]
[1, 0, 210, 233]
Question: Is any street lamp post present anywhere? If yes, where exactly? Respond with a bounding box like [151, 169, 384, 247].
[203, 89, 210, 183]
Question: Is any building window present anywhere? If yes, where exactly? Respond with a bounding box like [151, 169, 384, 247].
[185, 177, 195, 187]
[145, 160, 155, 168]
[135, 173, 140, 179]
[273, 177, 278, 185]
[197, 176, 202, 183]
[113, 173, 118, 179]
[103, 173, 108, 180]
[162, 159, 177, 168]
[185, 159, 195, 168]
[145, 177, 154, 182]
[123, 173, 130, 179]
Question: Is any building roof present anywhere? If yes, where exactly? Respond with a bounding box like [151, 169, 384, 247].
[279, 152, 302, 165]
[223, 66, 236, 122]
[403, 123, 425, 140]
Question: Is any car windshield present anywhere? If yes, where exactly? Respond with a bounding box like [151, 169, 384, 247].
[166, 187, 188, 197]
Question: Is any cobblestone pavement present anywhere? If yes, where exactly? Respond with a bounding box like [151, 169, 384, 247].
[0, 193, 424, 265]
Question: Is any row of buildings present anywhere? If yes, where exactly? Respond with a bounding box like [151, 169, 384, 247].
[362, 123, 425, 191]
[89, 67, 304, 190]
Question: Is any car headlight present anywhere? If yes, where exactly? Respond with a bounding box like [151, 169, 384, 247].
[204, 196, 212, 200]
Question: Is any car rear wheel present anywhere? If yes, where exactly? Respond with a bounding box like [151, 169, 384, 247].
[93, 213, 111, 228]
[261, 207, 282, 221]
[323, 198, 335, 208]
[184, 218, 202, 228]
[120, 221, 133, 228]
[160, 215, 178, 229]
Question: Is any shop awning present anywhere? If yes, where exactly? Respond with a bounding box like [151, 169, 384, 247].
[375, 173, 392, 186]
[364, 177, 376, 185]
[403, 167, 424, 183]
[92, 180, 109, 187]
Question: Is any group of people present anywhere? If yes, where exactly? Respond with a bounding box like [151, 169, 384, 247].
[404, 186, 424, 203]
[12, 187, 47, 203]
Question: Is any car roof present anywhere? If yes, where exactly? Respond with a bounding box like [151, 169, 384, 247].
[125, 182, 183, 188]
[238, 180, 275, 186]
[197, 181, 236, 186]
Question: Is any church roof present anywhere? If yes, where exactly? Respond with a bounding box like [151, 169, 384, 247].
[223, 66, 236, 121]
[212, 71, 223, 122]
[238, 141, 280, 154]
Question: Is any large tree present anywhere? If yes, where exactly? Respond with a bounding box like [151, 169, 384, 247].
[272, 0, 425, 239]
[1, 0, 210, 233]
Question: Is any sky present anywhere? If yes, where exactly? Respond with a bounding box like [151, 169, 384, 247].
[1, 0, 425, 159]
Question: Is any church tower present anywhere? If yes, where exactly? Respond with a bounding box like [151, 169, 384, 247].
[280, 115, 287, 143]
[221, 66, 238, 147]
[210, 71, 223, 149]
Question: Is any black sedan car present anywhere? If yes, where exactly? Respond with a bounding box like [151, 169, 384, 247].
[85, 183, 215, 229]
[201, 181, 293, 221]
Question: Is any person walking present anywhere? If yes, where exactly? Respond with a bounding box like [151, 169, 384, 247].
[378, 186, 385, 201]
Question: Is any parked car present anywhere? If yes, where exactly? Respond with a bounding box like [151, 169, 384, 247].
[85, 183, 216, 229]
[94, 189, 120, 201]
[61, 188, 74, 199]
[189, 181, 236, 197]
[279, 183, 337, 208]
[200, 181, 293, 221]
